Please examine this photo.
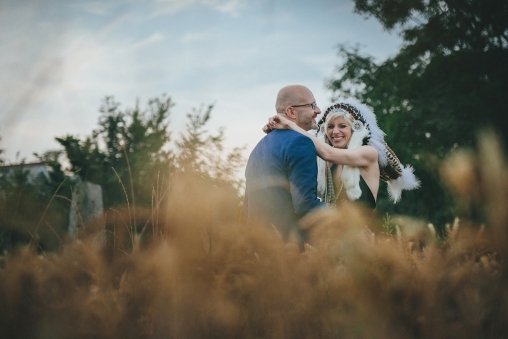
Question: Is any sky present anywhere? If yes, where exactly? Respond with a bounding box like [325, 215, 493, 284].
[0, 0, 402, 174]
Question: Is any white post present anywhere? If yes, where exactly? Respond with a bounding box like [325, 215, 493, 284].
[69, 181, 104, 238]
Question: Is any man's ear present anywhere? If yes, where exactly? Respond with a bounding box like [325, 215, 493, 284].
[285, 107, 296, 120]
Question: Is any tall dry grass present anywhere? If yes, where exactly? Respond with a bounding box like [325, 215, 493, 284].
[1, 132, 508, 339]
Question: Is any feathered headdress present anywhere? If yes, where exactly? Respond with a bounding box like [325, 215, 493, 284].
[316, 97, 420, 203]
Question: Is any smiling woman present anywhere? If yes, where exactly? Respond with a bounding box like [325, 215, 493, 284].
[326, 115, 351, 149]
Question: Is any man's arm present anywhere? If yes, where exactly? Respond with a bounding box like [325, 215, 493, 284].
[287, 134, 325, 217]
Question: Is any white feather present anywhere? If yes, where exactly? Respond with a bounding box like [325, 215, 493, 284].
[341, 97, 387, 165]
[387, 165, 420, 202]
[341, 126, 369, 201]
[316, 157, 327, 200]
[342, 166, 362, 200]
[315, 128, 328, 200]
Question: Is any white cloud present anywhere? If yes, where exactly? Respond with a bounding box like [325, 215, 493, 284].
[152, 0, 246, 16]
[68, 2, 111, 15]
[151, 0, 196, 15]
[181, 31, 214, 43]
[301, 53, 338, 76]
[131, 33, 164, 49]
[202, 0, 247, 16]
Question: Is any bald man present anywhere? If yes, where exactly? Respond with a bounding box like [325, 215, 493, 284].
[244, 85, 325, 246]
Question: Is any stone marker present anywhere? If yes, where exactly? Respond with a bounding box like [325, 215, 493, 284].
[69, 181, 105, 238]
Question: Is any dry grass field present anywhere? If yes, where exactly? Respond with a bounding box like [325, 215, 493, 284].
[1, 133, 507, 339]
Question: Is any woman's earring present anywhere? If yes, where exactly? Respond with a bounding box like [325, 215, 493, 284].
[345, 112, 365, 132]
[351, 120, 364, 132]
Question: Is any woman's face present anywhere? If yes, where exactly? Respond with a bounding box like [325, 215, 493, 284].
[326, 116, 352, 149]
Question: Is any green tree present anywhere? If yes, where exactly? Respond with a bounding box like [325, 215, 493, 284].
[0, 95, 245, 252]
[56, 95, 174, 209]
[175, 104, 245, 191]
[56, 94, 245, 213]
[328, 0, 508, 228]
[0, 137, 72, 252]
[0, 135, 4, 166]
[0, 158, 70, 253]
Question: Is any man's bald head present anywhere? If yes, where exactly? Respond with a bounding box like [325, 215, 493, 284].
[275, 85, 313, 114]
[274, 85, 320, 131]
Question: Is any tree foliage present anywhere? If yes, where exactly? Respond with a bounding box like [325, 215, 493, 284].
[1, 95, 245, 252]
[56, 94, 245, 210]
[0, 157, 71, 253]
[175, 104, 245, 190]
[56, 95, 174, 208]
[328, 0, 508, 227]
[0, 136, 4, 166]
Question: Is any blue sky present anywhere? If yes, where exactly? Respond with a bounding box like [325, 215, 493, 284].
[0, 0, 401, 172]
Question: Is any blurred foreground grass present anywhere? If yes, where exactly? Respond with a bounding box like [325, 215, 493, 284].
[1, 131, 507, 339]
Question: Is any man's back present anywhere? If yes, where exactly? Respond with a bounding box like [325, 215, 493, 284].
[244, 129, 323, 241]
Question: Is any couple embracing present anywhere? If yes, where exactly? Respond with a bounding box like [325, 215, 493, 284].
[244, 85, 419, 246]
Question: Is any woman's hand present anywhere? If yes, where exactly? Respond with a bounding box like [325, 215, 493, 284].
[270, 114, 292, 129]
[262, 114, 294, 134]
[262, 122, 273, 134]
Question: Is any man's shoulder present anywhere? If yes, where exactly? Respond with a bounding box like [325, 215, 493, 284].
[266, 129, 314, 144]
[283, 130, 315, 149]
[249, 130, 314, 160]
